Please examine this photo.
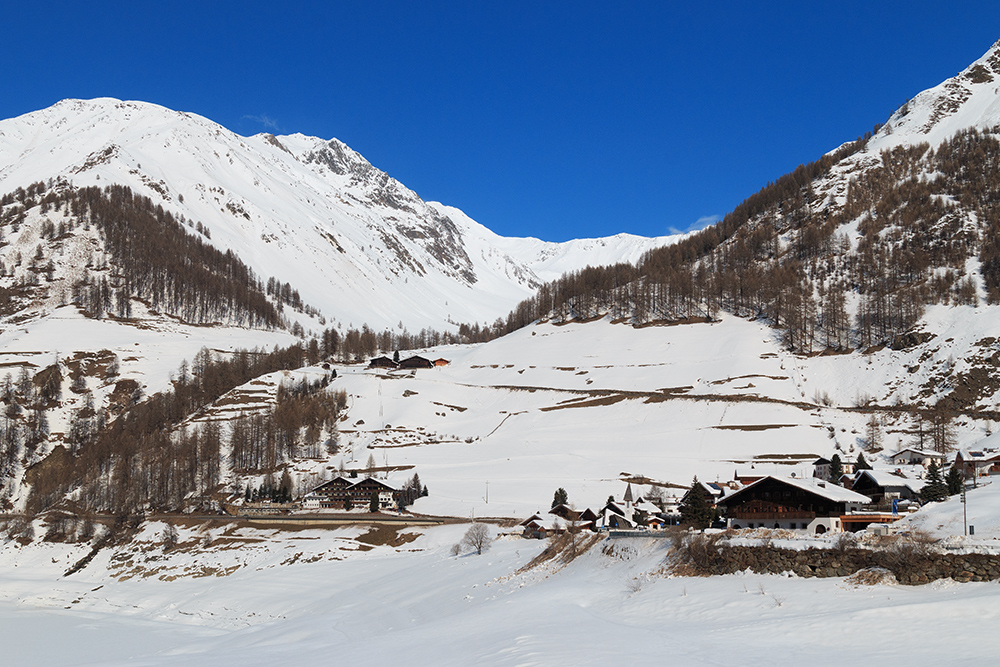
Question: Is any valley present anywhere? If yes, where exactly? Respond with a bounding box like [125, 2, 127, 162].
[4, 31, 1000, 667]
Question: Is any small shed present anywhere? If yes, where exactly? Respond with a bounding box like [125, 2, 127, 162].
[433, 358, 450, 367]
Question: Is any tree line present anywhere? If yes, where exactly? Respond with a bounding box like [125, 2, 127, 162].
[22, 341, 333, 515]
[0, 182, 327, 329]
[486, 125, 1000, 354]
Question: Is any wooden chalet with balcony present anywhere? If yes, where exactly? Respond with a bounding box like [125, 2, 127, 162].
[720, 476, 870, 534]
[302, 476, 399, 512]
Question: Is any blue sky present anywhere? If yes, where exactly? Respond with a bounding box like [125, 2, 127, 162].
[3, 3, 1000, 242]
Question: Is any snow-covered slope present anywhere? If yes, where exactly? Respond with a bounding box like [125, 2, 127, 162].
[4, 518, 1000, 666]
[867, 38, 1000, 153]
[0, 98, 680, 331]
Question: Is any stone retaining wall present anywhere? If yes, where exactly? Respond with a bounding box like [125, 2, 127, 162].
[689, 544, 1000, 585]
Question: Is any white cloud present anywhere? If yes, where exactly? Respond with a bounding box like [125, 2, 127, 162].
[243, 114, 280, 131]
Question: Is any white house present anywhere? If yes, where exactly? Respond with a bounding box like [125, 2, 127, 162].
[890, 448, 945, 468]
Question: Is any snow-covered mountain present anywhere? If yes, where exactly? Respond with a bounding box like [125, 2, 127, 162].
[867, 38, 1000, 152]
[0, 98, 680, 332]
[9, 41, 1000, 524]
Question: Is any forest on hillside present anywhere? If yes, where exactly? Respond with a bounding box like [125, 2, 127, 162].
[0, 183, 306, 328]
[488, 126, 1000, 353]
[14, 342, 345, 516]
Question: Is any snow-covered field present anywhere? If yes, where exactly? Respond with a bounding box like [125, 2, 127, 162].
[4, 500, 1000, 666]
[315, 310, 1000, 519]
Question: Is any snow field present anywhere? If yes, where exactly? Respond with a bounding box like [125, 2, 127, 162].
[3, 520, 1000, 665]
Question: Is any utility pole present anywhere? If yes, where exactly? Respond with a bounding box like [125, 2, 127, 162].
[962, 485, 968, 537]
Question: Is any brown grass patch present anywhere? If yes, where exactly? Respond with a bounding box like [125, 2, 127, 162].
[432, 401, 468, 412]
[714, 424, 795, 431]
[356, 525, 421, 548]
[540, 394, 629, 411]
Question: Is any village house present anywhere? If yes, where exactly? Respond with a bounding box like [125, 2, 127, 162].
[890, 448, 945, 468]
[398, 355, 434, 370]
[600, 484, 663, 530]
[851, 470, 924, 506]
[719, 475, 870, 534]
[680, 479, 730, 509]
[520, 505, 599, 539]
[519, 512, 561, 539]
[954, 449, 1000, 479]
[368, 356, 398, 369]
[549, 503, 599, 531]
[812, 457, 832, 480]
[812, 457, 856, 481]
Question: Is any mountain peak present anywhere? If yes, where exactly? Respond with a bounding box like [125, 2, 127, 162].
[0, 97, 677, 332]
[866, 38, 1000, 153]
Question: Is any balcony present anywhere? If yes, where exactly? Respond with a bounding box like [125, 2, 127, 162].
[729, 510, 816, 520]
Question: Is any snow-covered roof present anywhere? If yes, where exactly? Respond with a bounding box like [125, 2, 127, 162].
[891, 448, 944, 459]
[855, 470, 926, 493]
[633, 500, 661, 514]
[956, 448, 1000, 462]
[726, 475, 871, 505]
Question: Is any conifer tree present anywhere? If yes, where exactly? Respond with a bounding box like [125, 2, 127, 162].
[920, 461, 948, 503]
[855, 452, 872, 471]
[946, 463, 964, 496]
[679, 477, 714, 529]
[829, 454, 844, 484]
[551, 487, 568, 508]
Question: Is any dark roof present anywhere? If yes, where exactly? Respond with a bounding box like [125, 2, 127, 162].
[311, 476, 353, 491]
[721, 475, 870, 506]
[350, 477, 397, 492]
[398, 355, 434, 369]
[308, 476, 397, 495]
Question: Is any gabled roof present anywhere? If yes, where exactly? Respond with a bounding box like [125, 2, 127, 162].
[891, 448, 944, 459]
[722, 475, 871, 506]
[309, 476, 354, 492]
[398, 355, 434, 368]
[549, 503, 596, 522]
[813, 457, 832, 465]
[350, 477, 397, 491]
[521, 517, 562, 532]
[701, 481, 726, 497]
[854, 470, 925, 494]
[520, 512, 546, 526]
[632, 500, 661, 514]
[308, 476, 397, 495]
[956, 449, 1000, 463]
[604, 502, 628, 517]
